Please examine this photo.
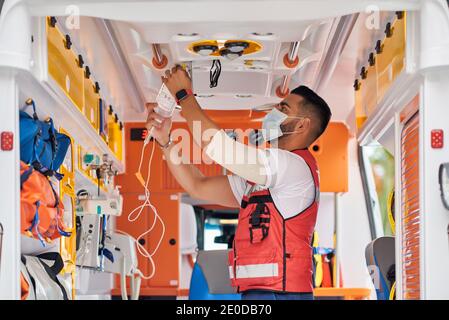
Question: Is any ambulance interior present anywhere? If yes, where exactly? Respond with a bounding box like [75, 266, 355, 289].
[1, 0, 449, 300]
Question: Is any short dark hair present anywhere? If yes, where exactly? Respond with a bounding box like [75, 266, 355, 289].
[290, 85, 332, 141]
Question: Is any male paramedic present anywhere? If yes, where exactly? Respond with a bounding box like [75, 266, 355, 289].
[146, 65, 331, 300]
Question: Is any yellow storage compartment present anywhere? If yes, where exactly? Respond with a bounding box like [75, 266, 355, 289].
[77, 145, 89, 177]
[365, 53, 378, 116]
[58, 128, 76, 299]
[108, 109, 123, 161]
[115, 121, 123, 161]
[84, 77, 100, 131]
[358, 53, 378, 124]
[59, 188, 76, 298]
[377, 12, 406, 102]
[77, 146, 107, 191]
[47, 17, 84, 111]
[99, 98, 109, 144]
[78, 146, 98, 178]
[107, 110, 116, 154]
[354, 79, 366, 129]
[59, 128, 75, 187]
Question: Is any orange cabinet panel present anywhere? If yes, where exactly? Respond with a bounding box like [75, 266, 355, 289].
[115, 192, 151, 282]
[115, 192, 179, 294]
[309, 122, 349, 193]
[146, 193, 180, 288]
[115, 126, 163, 193]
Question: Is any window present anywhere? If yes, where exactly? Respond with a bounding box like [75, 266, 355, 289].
[204, 222, 229, 251]
[360, 144, 395, 238]
[194, 206, 238, 250]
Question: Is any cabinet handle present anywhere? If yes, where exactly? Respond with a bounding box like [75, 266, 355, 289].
[49, 17, 57, 28]
[78, 54, 84, 68]
[64, 34, 72, 50]
[85, 66, 91, 79]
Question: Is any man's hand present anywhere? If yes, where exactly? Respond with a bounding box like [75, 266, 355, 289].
[145, 103, 172, 145]
[161, 65, 192, 97]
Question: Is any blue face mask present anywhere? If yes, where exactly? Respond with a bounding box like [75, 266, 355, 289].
[262, 108, 288, 142]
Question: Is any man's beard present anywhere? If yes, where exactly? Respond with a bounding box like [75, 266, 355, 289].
[278, 120, 298, 140]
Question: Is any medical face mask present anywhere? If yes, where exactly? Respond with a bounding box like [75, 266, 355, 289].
[262, 108, 305, 142]
[262, 108, 288, 141]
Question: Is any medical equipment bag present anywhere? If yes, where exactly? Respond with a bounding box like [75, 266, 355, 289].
[20, 161, 71, 244]
[20, 100, 70, 179]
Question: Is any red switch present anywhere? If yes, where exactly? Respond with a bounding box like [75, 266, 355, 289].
[1, 132, 14, 151]
[431, 129, 444, 149]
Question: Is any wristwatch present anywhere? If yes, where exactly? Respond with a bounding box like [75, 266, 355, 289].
[175, 88, 193, 104]
[157, 135, 173, 150]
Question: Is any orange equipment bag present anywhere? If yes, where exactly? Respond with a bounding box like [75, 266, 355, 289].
[20, 161, 71, 245]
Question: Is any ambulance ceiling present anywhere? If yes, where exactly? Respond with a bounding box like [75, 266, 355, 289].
[27, 0, 418, 124]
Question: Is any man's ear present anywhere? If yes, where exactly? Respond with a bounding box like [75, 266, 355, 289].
[295, 117, 311, 132]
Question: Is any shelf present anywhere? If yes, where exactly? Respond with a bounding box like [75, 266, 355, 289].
[75, 169, 113, 198]
[75, 267, 114, 295]
[17, 72, 124, 173]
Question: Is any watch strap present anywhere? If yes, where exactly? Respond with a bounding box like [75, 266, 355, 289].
[157, 135, 173, 150]
[175, 89, 193, 104]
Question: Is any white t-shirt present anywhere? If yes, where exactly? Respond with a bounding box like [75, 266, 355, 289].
[227, 148, 316, 219]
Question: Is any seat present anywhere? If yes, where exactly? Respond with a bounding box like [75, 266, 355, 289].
[180, 203, 198, 255]
[365, 236, 395, 300]
[179, 203, 198, 291]
[189, 249, 241, 300]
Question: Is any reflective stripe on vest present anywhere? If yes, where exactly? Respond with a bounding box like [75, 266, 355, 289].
[229, 263, 279, 279]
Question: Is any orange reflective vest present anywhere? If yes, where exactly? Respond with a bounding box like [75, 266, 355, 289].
[228, 149, 319, 293]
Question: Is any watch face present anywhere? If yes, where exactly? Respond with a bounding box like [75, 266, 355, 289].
[439, 163, 449, 210]
[176, 89, 187, 100]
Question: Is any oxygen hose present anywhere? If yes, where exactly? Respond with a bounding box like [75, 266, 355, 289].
[120, 256, 128, 300]
[116, 137, 167, 301]
[119, 255, 142, 300]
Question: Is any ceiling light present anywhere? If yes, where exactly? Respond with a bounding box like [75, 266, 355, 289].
[249, 32, 276, 41]
[193, 44, 219, 56]
[172, 33, 201, 42]
[192, 65, 211, 71]
[251, 32, 273, 36]
[220, 48, 243, 60]
[252, 103, 276, 111]
[225, 41, 249, 53]
[177, 33, 199, 37]
[244, 60, 269, 70]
